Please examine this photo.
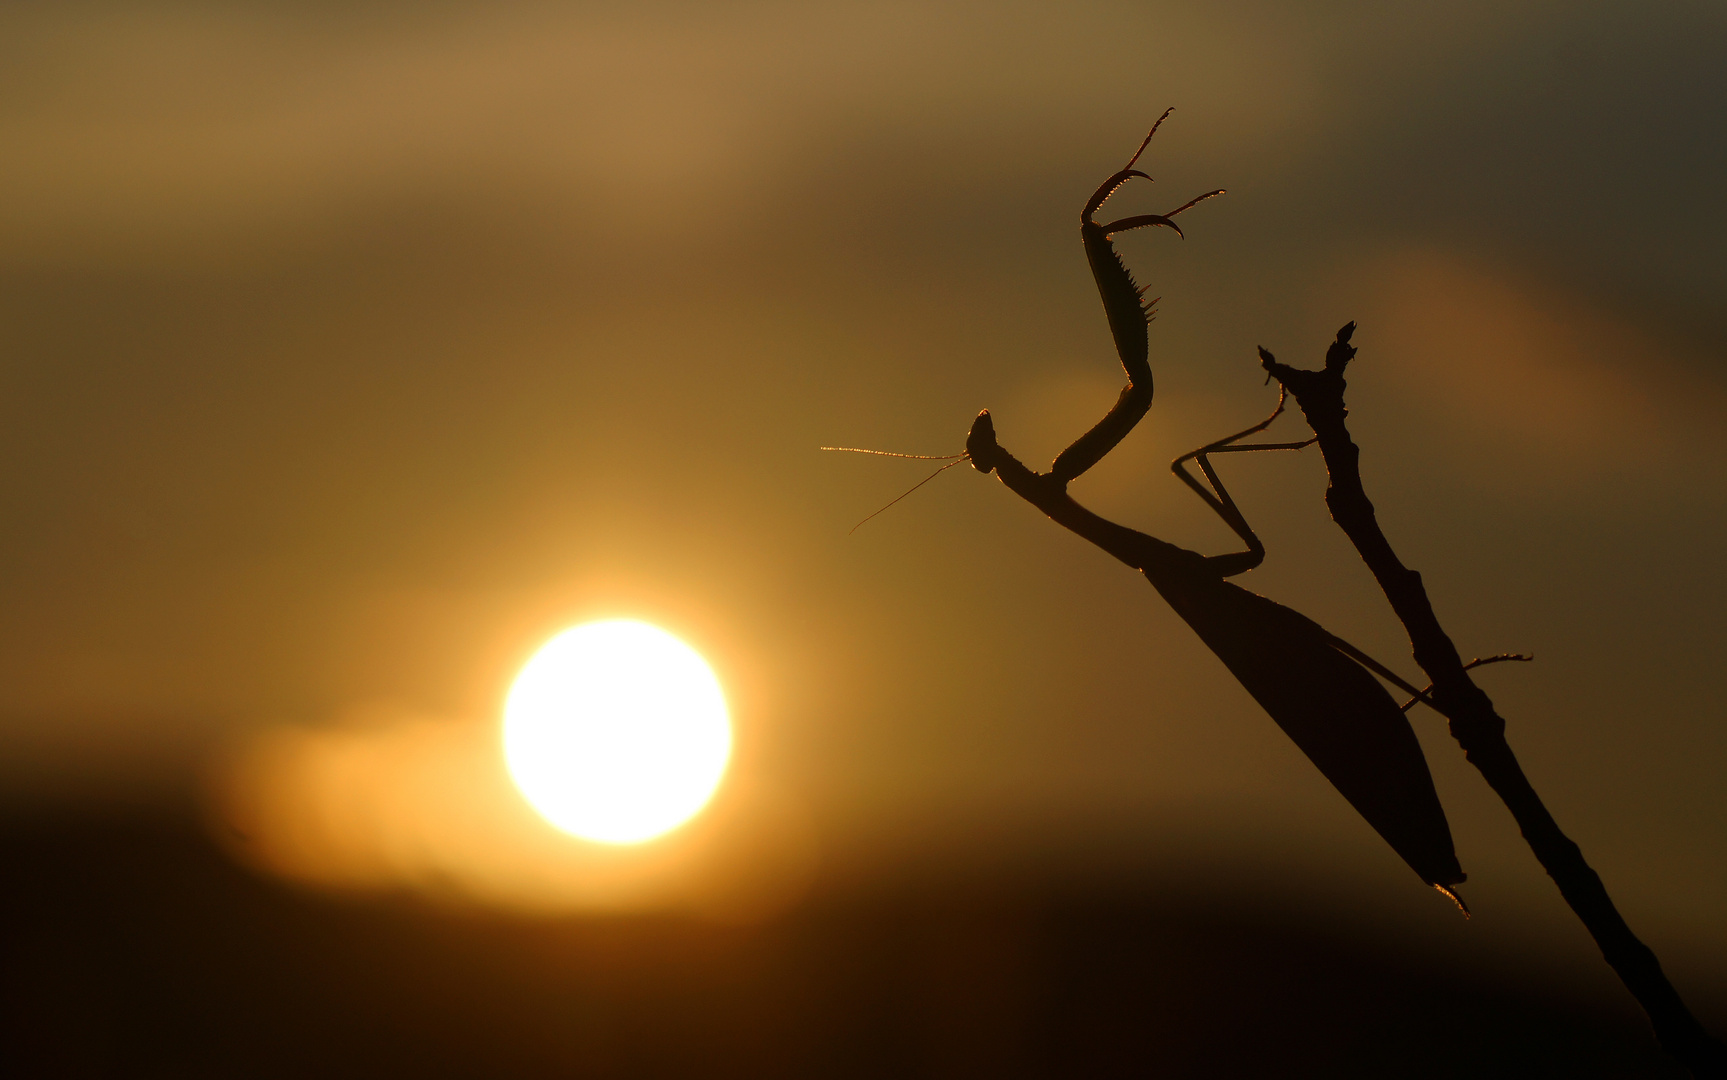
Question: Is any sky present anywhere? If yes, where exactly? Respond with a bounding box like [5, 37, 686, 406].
[0, 0, 1722, 986]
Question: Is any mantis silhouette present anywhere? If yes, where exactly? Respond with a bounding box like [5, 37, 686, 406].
[835, 111, 1724, 1074]
[959, 112, 1468, 901]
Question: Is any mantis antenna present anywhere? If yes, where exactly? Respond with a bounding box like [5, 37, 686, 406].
[819, 446, 971, 533]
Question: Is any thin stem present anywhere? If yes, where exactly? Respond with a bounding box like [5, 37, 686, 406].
[1263, 324, 1727, 1079]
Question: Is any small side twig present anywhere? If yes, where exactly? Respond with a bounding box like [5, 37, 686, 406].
[1262, 323, 1727, 1078]
[1398, 653, 1533, 713]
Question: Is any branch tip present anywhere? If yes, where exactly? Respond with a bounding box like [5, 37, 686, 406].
[1325, 323, 1358, 373]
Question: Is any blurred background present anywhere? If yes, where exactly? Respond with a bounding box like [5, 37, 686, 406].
[0, 1, 1722, 1074]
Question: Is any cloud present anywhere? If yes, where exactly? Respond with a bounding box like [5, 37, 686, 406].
[1328, 245, 1727, 493]
[207, 701, 818, 923]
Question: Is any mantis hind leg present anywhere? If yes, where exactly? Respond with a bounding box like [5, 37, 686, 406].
[1169, 387, 1315, 577]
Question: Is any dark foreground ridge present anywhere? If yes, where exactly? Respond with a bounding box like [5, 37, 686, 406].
[0, 808, 1705, 1079]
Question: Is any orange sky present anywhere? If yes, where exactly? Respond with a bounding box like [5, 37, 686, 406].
[0, 1, 1721, 973]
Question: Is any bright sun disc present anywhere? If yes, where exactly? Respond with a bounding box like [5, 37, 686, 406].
[503, 620, 732, 845]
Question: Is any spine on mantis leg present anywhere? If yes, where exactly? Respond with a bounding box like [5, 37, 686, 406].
[1084, 214, 1156, 392]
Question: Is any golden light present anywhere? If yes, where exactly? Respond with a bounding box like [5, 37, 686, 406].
[503, 620, 732, 845]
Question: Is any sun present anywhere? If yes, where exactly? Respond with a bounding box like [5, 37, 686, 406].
[503, 620, 732, 845]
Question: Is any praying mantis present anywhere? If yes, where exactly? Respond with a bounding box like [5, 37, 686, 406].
[836, 111, 1727, 1074]
[957, 111, 1469, 902]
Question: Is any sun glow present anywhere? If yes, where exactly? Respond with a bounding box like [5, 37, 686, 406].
[503, 620, 732, 845]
